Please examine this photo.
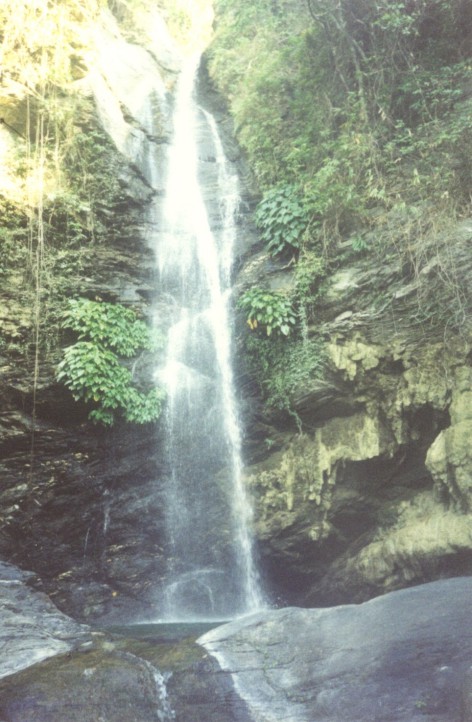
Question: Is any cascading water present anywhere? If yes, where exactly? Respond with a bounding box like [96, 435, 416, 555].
[153, 55, 264, 620]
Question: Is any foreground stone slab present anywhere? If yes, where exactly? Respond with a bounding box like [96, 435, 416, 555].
[199, 577, 472, 722]
[0, 562, 91, 679]
[0, 648, 172, 722]
[0, 563, 174, 721]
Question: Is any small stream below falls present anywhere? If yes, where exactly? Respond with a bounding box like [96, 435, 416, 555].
[147, 55, 264, 621]
[102, 621, 252, 722]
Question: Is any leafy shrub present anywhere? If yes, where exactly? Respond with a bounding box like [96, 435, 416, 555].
[245, 334, 325, 413]
[294, 250, 327, 298]
[238, 287, 297, 336]
[255, 184, 309, 257]
[43, 191, 91, 248]
[56, 298, 164, 426]
[210, 0, 472, 243]
[61, 298, 159, 356]
[0, 195, 29, 276]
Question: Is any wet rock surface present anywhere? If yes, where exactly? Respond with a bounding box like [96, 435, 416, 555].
[0, 561, 91, 680]
[0, 568, 247, 722]
[200, 577, 472, 722]
[0, 649, 168, 722]
[2, 562, 472, 722]
[0, 406, 168, 622]
[0, 20, 166, 624]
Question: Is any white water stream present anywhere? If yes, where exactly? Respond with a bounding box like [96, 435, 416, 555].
[153, 56, 264, 620]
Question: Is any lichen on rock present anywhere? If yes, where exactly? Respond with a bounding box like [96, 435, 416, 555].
[426, 366, 472, 510]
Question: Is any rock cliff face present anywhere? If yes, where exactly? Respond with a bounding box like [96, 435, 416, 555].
[238, 218, 472, 607]
[204, 0, 472, 610]
[0, 6, 176, 622]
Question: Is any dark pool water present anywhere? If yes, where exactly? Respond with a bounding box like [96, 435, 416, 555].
[103, 621, 226, 644]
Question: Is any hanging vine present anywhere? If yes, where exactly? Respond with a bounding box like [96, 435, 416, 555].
[0, 0, 103, 480]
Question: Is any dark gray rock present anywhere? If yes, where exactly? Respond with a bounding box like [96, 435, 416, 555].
[200, 577, 472, 722]
[167, 652, 252, 722]
[0, 565, 174, 722]
[0, 649, 171, 722]
[461, 668, 472, 722]
[0, 409, 167, 623]
[0, 562, 91, 679]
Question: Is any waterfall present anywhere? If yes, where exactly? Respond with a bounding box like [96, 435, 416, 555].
[153, 55, 264, 620]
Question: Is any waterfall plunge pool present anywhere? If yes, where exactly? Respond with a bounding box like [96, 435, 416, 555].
[103, 620, 226, 645]
[93, 619, 253, 722]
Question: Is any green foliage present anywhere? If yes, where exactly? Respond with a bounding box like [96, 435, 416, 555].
[0, 196, 28, 276]
[245, 334, 325, 413]
[255, 184, 308, 257]
[56, 299, 164, 426]
[293, 250, 326, 302]
[210, 2, 320, 187]
[210, 0, 472, 246]
[61, 298, 161, 356]
[350, 234, 369, 254]
[238, 288, 297, 337]
[373, 1, 421, 36]
[60, 119, 125, 244]
[212, 0, 472, 404]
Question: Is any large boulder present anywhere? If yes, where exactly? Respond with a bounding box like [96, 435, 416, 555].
[0, 561, 91, 680]
[0, 562, 174, 722]
[200, 577, 472, 722]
